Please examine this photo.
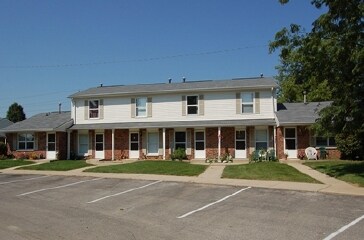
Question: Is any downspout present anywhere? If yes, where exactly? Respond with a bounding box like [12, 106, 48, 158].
[163, 128, 166, 160]
[112, 129, 115, 160]
[218, 127, 221, 161]
[67, 130, 71, 160]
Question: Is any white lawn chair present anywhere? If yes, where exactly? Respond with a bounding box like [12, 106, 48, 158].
[305, 147, 318, 160]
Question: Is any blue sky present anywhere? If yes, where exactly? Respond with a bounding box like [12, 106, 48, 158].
[0, 0, 324, 117]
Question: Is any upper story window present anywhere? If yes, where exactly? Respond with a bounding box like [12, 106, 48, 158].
[187, 96, 198, 115]
[89, 100, 99, 119]
[18, 133, 34, 150]
[316, 137, 336, 147]
[241, 92, 254, 113]
[136, 97, 147, 117]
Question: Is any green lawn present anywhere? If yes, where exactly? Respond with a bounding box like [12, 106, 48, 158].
[0, 159, 34, 169]
[18, 160, 93, 171]
[222, 162, 320, 183]
[85, 161, 207, 176]
[304, 160, 364, 187]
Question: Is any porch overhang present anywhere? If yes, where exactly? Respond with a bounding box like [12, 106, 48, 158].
[70, 119, 276, 130]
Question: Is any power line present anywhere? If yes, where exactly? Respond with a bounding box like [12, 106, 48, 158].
[0, 45, 267, 69]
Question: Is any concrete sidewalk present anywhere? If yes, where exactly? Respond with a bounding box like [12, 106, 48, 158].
[1, 160, 364, 196]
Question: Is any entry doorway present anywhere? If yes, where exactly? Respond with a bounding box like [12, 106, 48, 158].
[47, 133, 56, 159]
[194, 130, 205, 159]
[235, 130, 246, 158]
[95, 133, 104, 159]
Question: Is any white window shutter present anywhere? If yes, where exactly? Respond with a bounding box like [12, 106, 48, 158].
[236, 93, 241, 114]
[84, 100, 89, 120]
[198, 95, 204, 116]
[147, 97, 152, 117]
[131, 98, 136, 118]
[255, 92, 260, 114]
[99, 99, 104, 119]
[182, 96, 186, 116]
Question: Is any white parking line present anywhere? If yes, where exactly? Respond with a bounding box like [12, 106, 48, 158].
[323, 214, 364, 240]
[87, 180, 162, 203]
[17, 178, 103, 196]
[177, 186, 251, 219]
[0, 175, 50, 185]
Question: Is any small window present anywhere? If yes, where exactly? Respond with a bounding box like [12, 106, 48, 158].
[130, 133, 139, 151]
[241, 92, 254, 113]
[136, 97, 147, 117]
[18, 133, 34, 150]
[175, 131, 186, 150]
[89, 100, 99, 119]
[316, 136, 336, 147]
[187, 96, 198, 115]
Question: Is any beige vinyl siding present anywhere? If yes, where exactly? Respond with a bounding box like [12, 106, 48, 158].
[74, 90, 275, 124]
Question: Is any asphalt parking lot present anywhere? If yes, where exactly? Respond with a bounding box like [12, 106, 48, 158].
[0, 174, 363, 240]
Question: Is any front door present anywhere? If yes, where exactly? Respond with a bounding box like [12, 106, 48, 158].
[47, 133, 56, 159]
[129, 132, 139, 159]
[95, 133, 104, 159]
[147, 132, 159, 156]
[284, 127, 297, 158]
[194, 131, 205, 159]
[235, 130, 246, 158]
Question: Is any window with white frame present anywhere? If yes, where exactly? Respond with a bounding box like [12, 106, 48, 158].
[18, 133, 34, 150]
[187, 96, 198, 115]
[89, 100, 99, 119]
[175, 131, 186, 150]
[136, 97, 147, 117]
[316, 136, 336, 147]
[241, 92, 254, 113]
[78, 134, 89, 156]
[255, 129, 268, 150]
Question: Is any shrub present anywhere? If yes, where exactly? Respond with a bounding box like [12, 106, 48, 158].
[171, 148, 187, 161]
[0, 142, 7, 156]
[29, 153, 38, 160]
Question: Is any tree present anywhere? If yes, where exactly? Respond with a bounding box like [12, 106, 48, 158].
[270, 0, 364, 159]
[7, 103, 26, 123]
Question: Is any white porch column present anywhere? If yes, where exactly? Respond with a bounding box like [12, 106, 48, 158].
[112, 129, 115, 160]
[218, 126, 221, 161]
[163, 128, 166, 160]
[273, 126, 277, 158]
[67, 130, 71, 160]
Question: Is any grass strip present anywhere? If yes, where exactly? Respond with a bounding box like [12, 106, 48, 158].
[18, 160, 92, 171]
[0, 159, 34, 169]
[223, 162, 320, 183]
[85, 160, 207, 176]
[304, 160, 364, 187]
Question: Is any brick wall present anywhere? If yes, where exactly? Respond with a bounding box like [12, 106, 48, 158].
[221, 127, 235, 156]
[56, 132, 68, 160]
[104, 129, 112, 160]
[206, 127, 218, 158]
[276, 127, 284, 159]
[6, 132, 46, 159]
[114, 129, 129, 160]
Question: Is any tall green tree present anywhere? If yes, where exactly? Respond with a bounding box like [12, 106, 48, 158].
[7, 102, 26, 123]
[270, 0, 363, 159]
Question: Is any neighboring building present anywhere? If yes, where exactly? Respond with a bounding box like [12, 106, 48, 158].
[1, 112, 73, 159]
[0, 118, 13, 143]
[68, 77, 278, 160]
[0, 76, 340, 160]
[275, 102, 340, 159]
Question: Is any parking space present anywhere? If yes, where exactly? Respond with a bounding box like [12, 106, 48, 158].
[0, 173, 363, 240]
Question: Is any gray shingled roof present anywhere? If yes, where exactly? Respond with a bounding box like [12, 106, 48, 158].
[0, 118, 13, 137]
[69, 77, 277, 98]
[0, 112, 73, 133]
[275, 102, 332, 126]
[70, 118, 276, 130]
